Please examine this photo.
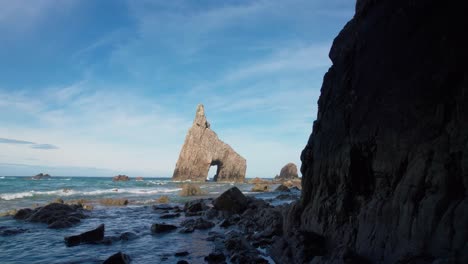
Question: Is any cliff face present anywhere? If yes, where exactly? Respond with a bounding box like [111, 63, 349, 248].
[173, 104, 247, 182]
[282, 1, 468, 263]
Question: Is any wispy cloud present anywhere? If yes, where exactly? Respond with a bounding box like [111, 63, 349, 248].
[30, 144, 59, 150]
[0, 138, 35, 145]
[0, 137, 58, 150]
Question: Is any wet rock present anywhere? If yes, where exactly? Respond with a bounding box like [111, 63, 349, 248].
[103, 252, 131, 264]
[151, 223, 177, 233]
[220, 214, 240, 228]
[181, 218, 214, 230]
[274, 184, 290, 192]
[156, 195, 169, 203]
[176, 261, 189, 264]
[213, 187, 248, 214]
[64, 224, 105, 247]
[179, 183, 205, 196]
[274, 194, 297, 200]
[174, 251, 189, 257]
[119, 231, 138, 241]
[172, 104, 246, 182]
[0, 226, 28, 236]
[14, 203, 86, 229]
[251, 184, 269, 192]
[153, 204, 175, 211]
[112, 175, 130, 181]
[184, 199, 208, 213]
[247, 177, 271, 184]
[204, 252, 226, 264]
[31, 173, 51, 180]
[99, 198, 128, 206]
[160, 213, 180, 219]
[274, 163, 299, 182]
[224, 231, 268, 264]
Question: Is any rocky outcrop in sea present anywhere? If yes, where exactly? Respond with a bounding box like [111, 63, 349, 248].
[173, 104, 247, 182]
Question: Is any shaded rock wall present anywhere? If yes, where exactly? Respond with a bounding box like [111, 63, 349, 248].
[173, 104, 246, 182]
[282, 1, 468, 263]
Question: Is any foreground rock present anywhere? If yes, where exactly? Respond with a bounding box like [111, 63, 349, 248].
[103, 252, 131, 264]
[275, 1, 468, 263]
[112, 175, 130, 181]
[64, 224, 104, 247]
[180, 218, 214, 233]
[31, 173, 51, 180]
[172, 104, 246, 182]
[14, 203, 87, 228]
[212, 187, 248, 214]
[274, 163, 299, 182]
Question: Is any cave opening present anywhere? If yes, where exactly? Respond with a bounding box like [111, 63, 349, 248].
[207, 160, 222, 181]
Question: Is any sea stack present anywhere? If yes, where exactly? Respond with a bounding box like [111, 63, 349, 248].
[172, 104, 246, 182]
[273, 1, 468, 263]
[274, 163, 299, 181]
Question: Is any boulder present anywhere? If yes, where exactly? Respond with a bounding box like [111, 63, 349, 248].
[31, 173, 51, 180]
[180, 218, 215, 231]
[251, 184, 269, 192]
[172, 104, 246, 182]
[14, 203, 86, 229]
[184, 199, 208, 213]
[276, 1, 468, 263]
[64, 224, 105, 247]
[213, 187, 248, 214]
[247, 177, 271, 184]
[179, 184, 205, 196]
[274, 163, 299, 182]
[103, 252, 131, 264]
[151, 223, 177, 233]
[0, 226, 28, 236]
[112, 175, 130, 181]
[99, 198, 129, 206]
[274, 184, 290, 192]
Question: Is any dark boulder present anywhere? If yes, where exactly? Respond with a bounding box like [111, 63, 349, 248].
[180, 218, 214, 231]
[151, 223, 177, 233]
[212, 187, 248, 214]
[103, 252, 131, 264]
[176, 261, 189, 264]
[64, 224, 105, 247]
[31, 173, 51, 180]
[0, 226, 28, 236]
[274, 184, 290, 192]
[204, 252, 226, 264]
[112, 175, 130, 181]
[14, 203, 86, 228]
[183, 199, 208, 213]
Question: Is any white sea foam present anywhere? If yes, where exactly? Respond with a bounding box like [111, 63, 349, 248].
[0, 187, 183, 200]
[0, 176, 5, 179]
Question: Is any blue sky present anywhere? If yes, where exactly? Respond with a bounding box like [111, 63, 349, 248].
[0, 0, 354, 177]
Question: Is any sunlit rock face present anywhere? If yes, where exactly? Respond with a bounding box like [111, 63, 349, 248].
[274, 1, 468, 263]
[172, 104, 247, 183]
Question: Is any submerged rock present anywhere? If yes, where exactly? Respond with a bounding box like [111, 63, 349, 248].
[172, 104, 246, 182]
[64, 224, 105, 247]
[251, 184, 270, 192]
[151, 223, 177, 233]
[14, 203, 86, 229]
[103, 252, 131, 264]
[179, 184, 205, 196]
[212, 187, 248, 214]
[0, 226, 28, 236]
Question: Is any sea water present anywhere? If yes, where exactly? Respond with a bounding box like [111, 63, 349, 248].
[0, 176, 286, 263]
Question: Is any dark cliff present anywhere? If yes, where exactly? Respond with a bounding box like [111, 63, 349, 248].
[277, 1, 468, 263]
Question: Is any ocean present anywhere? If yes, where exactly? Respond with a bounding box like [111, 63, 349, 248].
[0, 176, 286, 263]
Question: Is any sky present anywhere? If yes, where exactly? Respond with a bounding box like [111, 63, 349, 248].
[0, 0, 354, 177]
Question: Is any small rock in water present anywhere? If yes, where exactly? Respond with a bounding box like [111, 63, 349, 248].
[160, 213, 181, 219]
[14, 203, 86, 229]
[274, 184, 290, 192]
[179, 183, 205, 196]
[119, 231, 138, 241]
[99, 198, 129, 206]
[180, 218, 214, 231]
[204, 252, 226, 264]
[64, 224, 105, 247]
[251, 184, 270, 192]
[175, 251, 189, 257]
[103, 252, 131, 264]
[0, 227, 28, 236]
[176, 261, 189, 264]
[151, 223, 177, 233]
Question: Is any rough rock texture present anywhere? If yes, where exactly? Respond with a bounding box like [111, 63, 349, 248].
[277, 1, 468, 264]
[113, 175, 130, 181]
[275, 163, 299, 181]
[103, 252, 131, 264]
[64, 224, 105, 247]
[31, 173, 51, 180]
[14, 203, 87, 229]
[212, 187, 249, 214]
[172, 104, 246, 182]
